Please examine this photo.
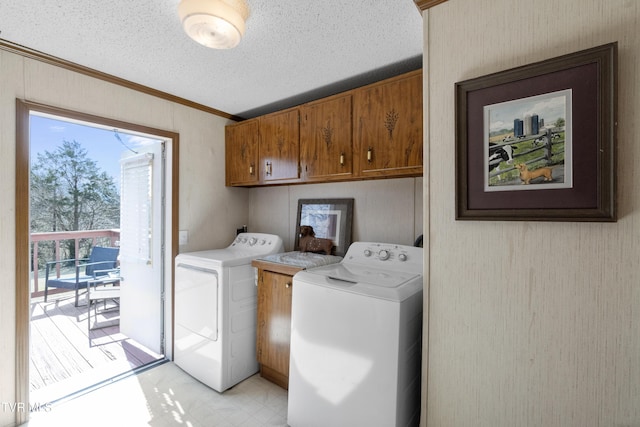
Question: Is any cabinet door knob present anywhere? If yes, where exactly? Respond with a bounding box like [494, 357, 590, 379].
[339, 152, 345, 166]
[265, 161, 272, 176]
[285, 282, 292, 288]
[367, 147, 373, 163]
[249, 163, 254, 175]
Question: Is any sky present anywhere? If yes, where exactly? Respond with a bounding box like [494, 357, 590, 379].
[486, 89, 570, 133]
[29, 114, 161, 188]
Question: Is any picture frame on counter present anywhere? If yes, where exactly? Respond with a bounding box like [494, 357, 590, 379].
[295, 198, 354, 257]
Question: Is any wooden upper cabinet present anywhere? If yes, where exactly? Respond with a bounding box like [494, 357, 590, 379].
[225, 118, 259, 186]
[224, 69, 423, 187]
[259, 108, 300, 183]
[353, 70, 423, 178]
[300, 94, 353, 182]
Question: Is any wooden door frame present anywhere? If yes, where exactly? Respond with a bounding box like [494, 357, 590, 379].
[15, 99, 179, 423]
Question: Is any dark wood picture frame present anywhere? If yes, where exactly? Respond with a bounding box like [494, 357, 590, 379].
[455, 42, 617, 221]
[294, 198, 354, 256]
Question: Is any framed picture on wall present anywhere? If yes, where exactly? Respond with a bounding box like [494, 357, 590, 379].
[455, 42, 617, 222]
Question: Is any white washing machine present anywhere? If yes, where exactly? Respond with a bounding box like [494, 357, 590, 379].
[174, 232, 284, 392]
[288, 242, 423, 427]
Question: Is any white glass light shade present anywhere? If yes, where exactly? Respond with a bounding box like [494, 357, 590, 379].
[178, 0, 249, 49]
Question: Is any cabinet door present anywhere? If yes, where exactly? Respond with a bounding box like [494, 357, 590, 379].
[353, 70, 423, 178]
[259, 109, 300, 183]
[256, 270, 293, 383]
[300, 94, 352, 181]
[225, 119, 259, 186]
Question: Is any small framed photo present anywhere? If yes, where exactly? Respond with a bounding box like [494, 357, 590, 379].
[294, 198, 354, 256]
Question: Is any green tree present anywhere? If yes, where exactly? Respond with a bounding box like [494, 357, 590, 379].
[31, 140, 120, 261]
[554, 117, 565, 128]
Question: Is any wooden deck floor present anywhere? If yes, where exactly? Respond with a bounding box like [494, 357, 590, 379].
[30, 291, 164, 403]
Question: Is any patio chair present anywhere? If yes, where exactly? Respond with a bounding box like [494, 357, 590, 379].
[44, 246, 120, 307]
[87, 268, 121, 339]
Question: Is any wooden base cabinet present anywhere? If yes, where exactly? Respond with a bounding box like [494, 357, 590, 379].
[253, 261, 302, 389]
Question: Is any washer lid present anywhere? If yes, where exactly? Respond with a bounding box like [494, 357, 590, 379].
[296, 264, 422, 302]
[318, 263, 419, 288]
[176, 247, 261, 268]
[175, 233, 284, 268]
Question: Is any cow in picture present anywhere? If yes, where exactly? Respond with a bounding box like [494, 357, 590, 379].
[488, 143, 518, 172]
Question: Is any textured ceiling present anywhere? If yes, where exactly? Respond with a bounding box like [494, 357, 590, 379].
[0, 1, 423, 119]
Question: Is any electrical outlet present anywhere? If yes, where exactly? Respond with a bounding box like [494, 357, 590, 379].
[179, 230, 188, 245]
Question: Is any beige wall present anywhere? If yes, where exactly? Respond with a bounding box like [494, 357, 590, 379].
[423, 0, 639, 426]
[0, 49, 249, 426]
[0, 49, 22, 427]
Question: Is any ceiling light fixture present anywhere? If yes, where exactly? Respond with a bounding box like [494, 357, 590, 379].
[178, 0, 250, 49]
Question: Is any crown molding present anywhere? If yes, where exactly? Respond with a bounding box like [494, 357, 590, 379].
[414, 0, 449, 12]
[0, 38, 242, 121]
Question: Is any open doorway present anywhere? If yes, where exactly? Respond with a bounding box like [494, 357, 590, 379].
[16, 100, 179, 410]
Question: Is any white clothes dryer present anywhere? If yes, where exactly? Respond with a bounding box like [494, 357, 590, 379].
[288, 242, 423, 427]
[174, 233, 284, 392]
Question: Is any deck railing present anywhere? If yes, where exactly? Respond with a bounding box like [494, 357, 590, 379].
[30, 229, 120, 297]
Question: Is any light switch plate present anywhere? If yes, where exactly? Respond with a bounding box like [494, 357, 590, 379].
[179, 230, 188, 245]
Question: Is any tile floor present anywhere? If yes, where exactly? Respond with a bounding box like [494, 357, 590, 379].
[24, 362, 289, 427]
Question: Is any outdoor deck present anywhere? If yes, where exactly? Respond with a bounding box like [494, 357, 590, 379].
[30, 290, 164, 404]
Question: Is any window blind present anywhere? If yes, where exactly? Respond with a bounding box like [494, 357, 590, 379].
[120, 152, 154, 263]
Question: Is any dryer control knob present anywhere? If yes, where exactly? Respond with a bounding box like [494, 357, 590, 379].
[260, 239, 266, 245]
[364, 249, 372, 257]
[398, 253, 408, 262]
[249, 238, 257, 246]
[378, 249, 391, 261]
